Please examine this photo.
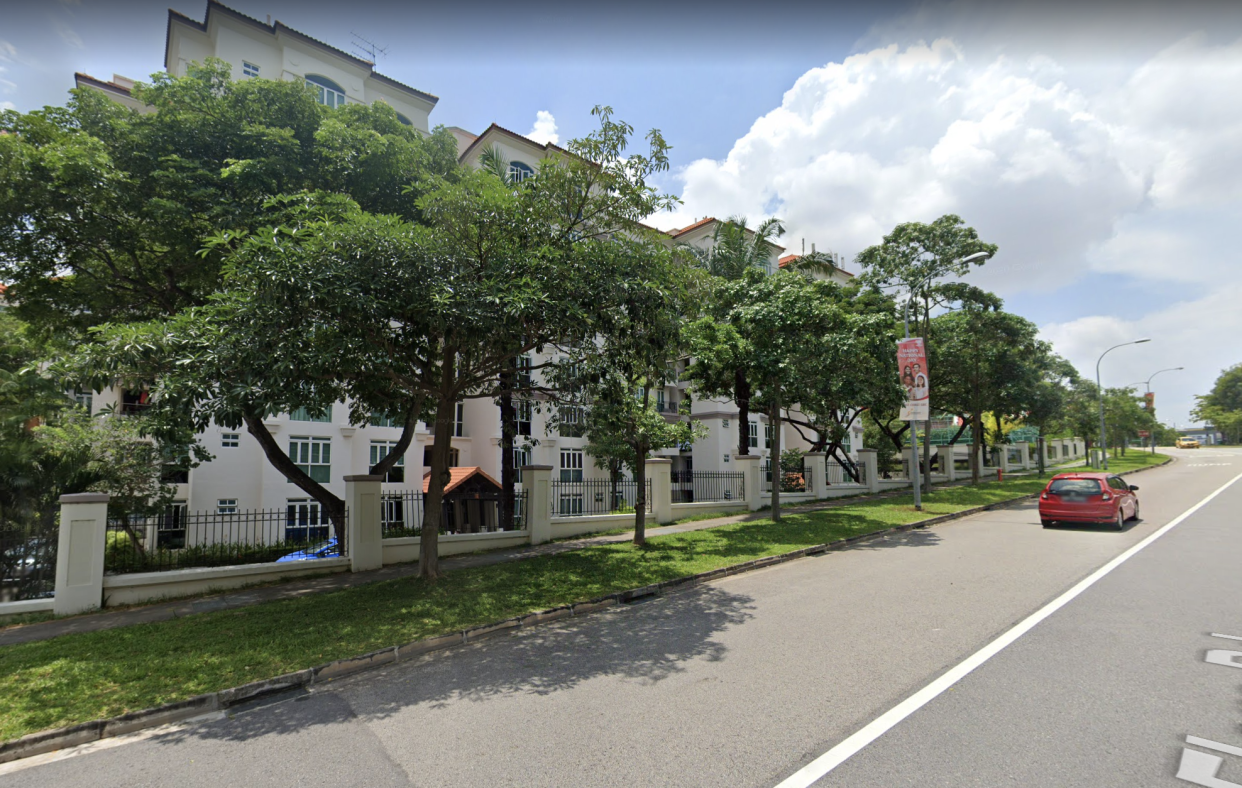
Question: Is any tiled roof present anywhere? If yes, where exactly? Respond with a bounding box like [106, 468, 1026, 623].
[777, 253, 854, 276]
[74, 72, 133, 96]
[422, 466, 502, 495]
[457, 122, 568, 164]
[166, 2, 438, 106]
[669, 217, 718, 238]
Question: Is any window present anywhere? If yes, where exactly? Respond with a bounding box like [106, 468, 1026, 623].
[369, 411, 402, 428]
[160, 448, 190, 484]
[560, 449, 583, 482]
[290, 406, 332, 423]
[121, 388, 150, 415]
[242, 61, 260, 78]
[370, 441, 405, 483]
[765, 424, 773, 449]
[289, 436, 331, 483]
[513, 447, 531, 483]
[559, 405, 585, 438]
[72, 390, 93, 412]
[286, 499, 329, 543]
[656, 390, 666, 412]
[748, 421, 758, 448]
[222, 433, 239, 448]
[1048, 478, 1102, 495]
[305, 74, 346, 108]
[517, 355, 533, 389]
[453, 402, 465, 437]
[508, 161, 534, 183]
[395, 112, 412, 126]
[723, 419, 730, 429]
[217, 498, 238, 515]
[157, 502, 187, 549]
[423, 447, 460, 467]
[517, 398, 532, 437]
[559, 493, 584, 516]
[723, 454, 730, 464]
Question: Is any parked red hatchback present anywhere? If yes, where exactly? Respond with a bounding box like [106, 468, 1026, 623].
[1038, 472, 1140, 530]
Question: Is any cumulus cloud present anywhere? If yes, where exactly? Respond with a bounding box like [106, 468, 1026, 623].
[527, 110, 559, 146]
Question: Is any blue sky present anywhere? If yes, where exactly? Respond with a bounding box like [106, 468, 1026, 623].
[4, 0, 1242, 427]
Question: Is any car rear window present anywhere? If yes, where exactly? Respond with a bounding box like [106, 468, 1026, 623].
[1048, 478, 1102, 495]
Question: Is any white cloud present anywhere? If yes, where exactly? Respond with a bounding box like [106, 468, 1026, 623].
[1, 101, 14, 112]
[0, 40, 15, 63]
[527, 110, 559, 146]
[51, 18, 83, 49]
[1039, 283, 1242, 427]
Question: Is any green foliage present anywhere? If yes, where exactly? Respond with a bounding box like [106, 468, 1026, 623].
[1192, 363, 1242, 443]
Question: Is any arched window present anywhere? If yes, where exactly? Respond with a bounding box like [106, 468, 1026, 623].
[395, 113, 413, 126]
[305, 74, 346, 108]
[508, 161, 534, 183]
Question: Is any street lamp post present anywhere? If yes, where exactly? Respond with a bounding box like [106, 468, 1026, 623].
[1137, 367, 1184, 453]
[902, 251, 991, 510]
[1096, 338, 1151, 470]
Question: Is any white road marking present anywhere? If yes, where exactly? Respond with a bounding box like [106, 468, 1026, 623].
[1177, 746, 1242, 787]
[1211, 633, 1242, 642]
[775, 469, 1242, 788]
[1205, 650, 1242, 669]
[1188, 736, 1242, 759]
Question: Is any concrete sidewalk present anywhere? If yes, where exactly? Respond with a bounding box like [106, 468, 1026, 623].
[0, 473, 1032, 648]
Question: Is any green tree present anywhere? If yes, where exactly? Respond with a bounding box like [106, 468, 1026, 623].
[1192, 364, 1242, 444]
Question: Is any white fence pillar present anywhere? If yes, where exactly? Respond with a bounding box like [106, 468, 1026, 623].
[54, 492, 109, 616]
[523, 465, 553, 544]
[936, 445, 957, 482]
[1016, 442, 1031, 470]
[645, 458, 673, 525]
[804, 452, 827, 499]
[856, 449, 880, 493]
[733, 455, 763, 511]
[344, 474, 383, 573]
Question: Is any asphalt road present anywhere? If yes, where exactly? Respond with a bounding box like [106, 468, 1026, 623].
[4, 449, 1238, 787]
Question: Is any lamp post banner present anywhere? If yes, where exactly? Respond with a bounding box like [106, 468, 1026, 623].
[898, 337, 929, 418]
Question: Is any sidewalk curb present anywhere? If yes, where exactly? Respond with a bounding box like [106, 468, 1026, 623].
[0, 456, 1173, 765]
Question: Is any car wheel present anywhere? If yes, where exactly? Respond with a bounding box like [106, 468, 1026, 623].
[1114, 508, 1125, 531]
[1041, 518, 1054, 528]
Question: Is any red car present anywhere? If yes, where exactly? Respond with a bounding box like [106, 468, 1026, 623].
[1038, 472, 1140, 530]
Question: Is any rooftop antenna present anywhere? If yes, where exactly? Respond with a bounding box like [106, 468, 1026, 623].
[350, 32, 388, 64]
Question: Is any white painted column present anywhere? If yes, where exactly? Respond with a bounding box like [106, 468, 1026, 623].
[733, 455, 762, 511]
[804, 452, 827, 499]
[54, 492, 109, 616]
[645, 458, 673, 524]
[344, 474, 382, 572]
[999, 445, 1011, 473]
[522, 465, 553, 544]
[1016, 442, 1031, 470]
[856, 449, 880, 493]
[936, 445, 957, 482]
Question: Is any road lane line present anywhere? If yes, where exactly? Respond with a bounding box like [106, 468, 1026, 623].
[775, 470, 1242, 788]
[1187, 736, 1242, 758]
[1210, 633, 1242, 642]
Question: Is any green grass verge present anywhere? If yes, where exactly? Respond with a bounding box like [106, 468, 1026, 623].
[0, 457, 1167, 741]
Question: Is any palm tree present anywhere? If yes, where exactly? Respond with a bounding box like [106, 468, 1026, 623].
[684, 216, 836, 456]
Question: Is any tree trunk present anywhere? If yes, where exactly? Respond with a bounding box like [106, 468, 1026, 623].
[420, 346, 457, 581]
[633, 448, 648, 546]
[498, 361, 516, 530]
[369, 397, 423, 477]
[970, 410, 982, 484]
[243, 409, 346, 545]
[735, 369, 751, 455]
[770, 396, 782, 521]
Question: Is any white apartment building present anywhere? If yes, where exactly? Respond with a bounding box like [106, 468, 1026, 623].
[74, 2, 865, 516]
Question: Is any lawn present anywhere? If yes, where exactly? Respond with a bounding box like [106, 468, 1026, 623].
[0, 453, 1168, 741]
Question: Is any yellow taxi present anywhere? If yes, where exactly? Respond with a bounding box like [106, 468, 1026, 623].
[1175, 437, 1200, 449]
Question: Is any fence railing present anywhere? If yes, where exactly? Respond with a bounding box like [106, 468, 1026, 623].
[824, 458, 865, 486]
[551, 479, 652, 517]
[381, 490, 528, 537]
[670, 470, 745, 503]
[104, 507, 347, 574]
[0, 510, 57, 602]
[761, 462, 811, 493]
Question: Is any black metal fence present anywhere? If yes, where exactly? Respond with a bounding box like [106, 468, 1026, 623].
[0, 510, 57, 602]
[551, 479, 652, 517]
[104, 506, 347, 574]
[824, 458, 866, 486]
[670, 471, 745, 503]
[761, 461, 811, 493]
[381, 490, 529, 537]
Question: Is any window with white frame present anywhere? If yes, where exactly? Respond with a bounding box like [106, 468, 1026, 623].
[222, 432, 239, 448]
[748, 421, 758, 448]
[560, 449, 583, 482]
[513, 447, 531, 483]
[370, 441, 405, 483]
[217, 498, 238, 515]
[72, 390, 93, 412]
[656, 389, 666, 412]
[558, 405, 585, 438]
[289, 436, 331, 483]
[242, 61, 260, 78]
[517, 355, 533, 389]
[453, 402, 465, 437]
[517, 398, 532, 436]
[290, 405, 332, 422]
[286, 498, 328, 542]
[508, 161, 534, 183]
[765, 424, 773, 449]
[369, 411, 402, 428]
[559, 492, 583, 516]
[305, 74, 346, 108]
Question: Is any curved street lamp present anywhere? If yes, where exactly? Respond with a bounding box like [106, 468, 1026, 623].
[1137, 367, 1184, 453]
[1096, 338, 1151, 469]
